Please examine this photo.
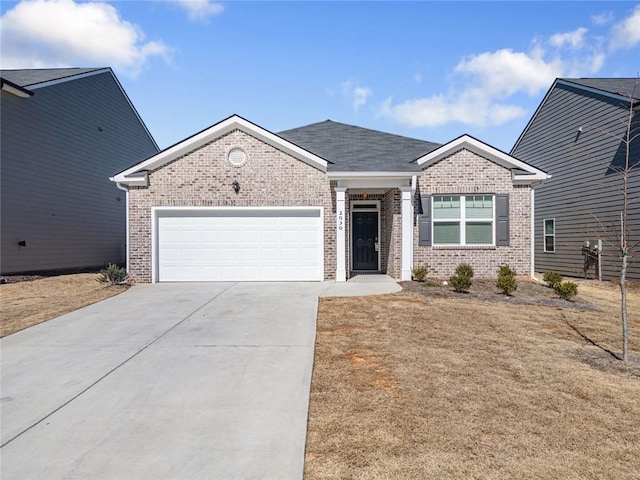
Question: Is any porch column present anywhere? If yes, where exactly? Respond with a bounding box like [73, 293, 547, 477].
[335, 187, 347, 281]
[400, 186, 413, 281]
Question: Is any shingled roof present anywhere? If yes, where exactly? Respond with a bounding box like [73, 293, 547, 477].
[0, 68, 106, 88]
[279, 120, 440, 172]
[560, 78, 640, 101]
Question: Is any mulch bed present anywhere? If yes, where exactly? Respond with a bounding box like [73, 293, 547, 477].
[401, 278, 600, 311]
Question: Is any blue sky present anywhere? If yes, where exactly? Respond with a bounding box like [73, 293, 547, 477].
[1, 1, 639, 152]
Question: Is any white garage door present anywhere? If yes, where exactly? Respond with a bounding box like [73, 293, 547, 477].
[156, 208, 323, 282]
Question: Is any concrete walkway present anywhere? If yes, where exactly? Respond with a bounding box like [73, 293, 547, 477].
[0, 277, 399, 479]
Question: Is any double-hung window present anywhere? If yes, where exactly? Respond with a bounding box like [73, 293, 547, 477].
[544, 219, 555, 252]
[433, 195, 494, 245]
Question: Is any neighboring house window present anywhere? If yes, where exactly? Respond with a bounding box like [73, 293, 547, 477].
[432, 195, 494, 245]
[544, 219, 555, 252]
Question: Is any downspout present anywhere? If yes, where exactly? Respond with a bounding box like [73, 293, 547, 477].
[114, 181, 130, 274]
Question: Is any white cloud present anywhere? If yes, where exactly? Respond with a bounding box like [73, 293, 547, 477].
[610, 4, 640, 50]
[381, 16, 629, 130]
[549, 27, 588, 49]
[381, 89, 526, 128]
[455, 48, 562, 96]
[340, 81, 372, 111]
[591, 11, 614, 26]
[169, 0, 224, 22]
[0, 0, 170, 75]
[381, 47, 557, 129]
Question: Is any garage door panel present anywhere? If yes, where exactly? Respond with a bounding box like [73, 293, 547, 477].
[157, 209, 322, 282]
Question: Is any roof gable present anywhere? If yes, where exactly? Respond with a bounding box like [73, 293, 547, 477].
[417, 134, 549, 183]
[112, 115, 328, 186]
[511, 77, 639, 153]
[279, 120, 440, 172]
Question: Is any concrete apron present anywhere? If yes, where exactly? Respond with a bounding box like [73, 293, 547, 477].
[1, 278, 399, 479]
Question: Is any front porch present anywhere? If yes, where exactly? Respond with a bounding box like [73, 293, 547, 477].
[332, 174, 417, 282]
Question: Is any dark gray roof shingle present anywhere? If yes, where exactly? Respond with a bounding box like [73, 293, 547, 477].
[279, 120, 440, 172]
[561, 78, 640, 100]
[0, 68, 106, 87]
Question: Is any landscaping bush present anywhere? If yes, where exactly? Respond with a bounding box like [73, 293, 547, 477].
[496, 265, 517, 295]
[542, 271, 563, 288]
[97, 263, 128, 286]
[455, 263, 474, 278]
[450, 263, 474, 293]
[553, 281, 578, 300]
[412, 264, 429, 282]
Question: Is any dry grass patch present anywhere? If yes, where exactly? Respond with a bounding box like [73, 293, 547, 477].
[0, 273, 128, 337]
[305, 281, 640, 479]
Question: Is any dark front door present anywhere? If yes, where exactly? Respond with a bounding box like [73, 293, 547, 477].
[352, 212, 378, 271]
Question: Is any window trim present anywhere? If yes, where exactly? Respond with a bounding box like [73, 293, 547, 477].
[432, 195, 495, 246]
[543, 218, 555, 253]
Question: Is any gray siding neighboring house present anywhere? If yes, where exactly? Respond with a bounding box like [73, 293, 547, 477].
[1, 68, 159, 275]
[511, 78, 640, 281]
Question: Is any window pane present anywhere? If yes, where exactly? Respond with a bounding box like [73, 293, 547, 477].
[434, 222, 460, 244]
[466, 222, 493, 244]
[545, 219, 555, 235]
[433, 195, 460, 219]
[545, 236, 555, 252]
[465, 195, 493, 219]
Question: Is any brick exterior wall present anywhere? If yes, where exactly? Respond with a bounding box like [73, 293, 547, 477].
[413, 149, 532, 279]
[127, 129, 335, 282]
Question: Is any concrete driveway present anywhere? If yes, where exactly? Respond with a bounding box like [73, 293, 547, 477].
[1, 278, 399, 479]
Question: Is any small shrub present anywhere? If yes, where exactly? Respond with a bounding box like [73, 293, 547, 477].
[97, 263, 128, 286]
[412, 264, 429, 282]
[554, 281, 578, 300]
[496, 265, 517, 295]
[450, 264, 474, 293]
[542, 271, 563, 288]
[455, 263, 474, 278]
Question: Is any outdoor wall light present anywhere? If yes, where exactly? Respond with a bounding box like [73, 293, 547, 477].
[232, 180, 240, 194]
[18, 240, 26, 247]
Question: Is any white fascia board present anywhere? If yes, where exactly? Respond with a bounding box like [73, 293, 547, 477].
[1, 81, 32, 98]
[330, 172, 419, 189]
[112, 115, 327, 186]
[417, 135, 549, 180]
[513, 171, 551, 184]
[110, 171, 148, 186]
[327, 171, 421, 178]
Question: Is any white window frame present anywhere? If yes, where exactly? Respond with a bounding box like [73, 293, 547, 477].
[543, 218, 555, 253]
[432, 195, 495, 246]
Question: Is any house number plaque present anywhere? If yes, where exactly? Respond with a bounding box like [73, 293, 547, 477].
[338, 210, 344, 230]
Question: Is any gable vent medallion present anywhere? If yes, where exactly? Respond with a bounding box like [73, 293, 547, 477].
[228, 148, 247, 167]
